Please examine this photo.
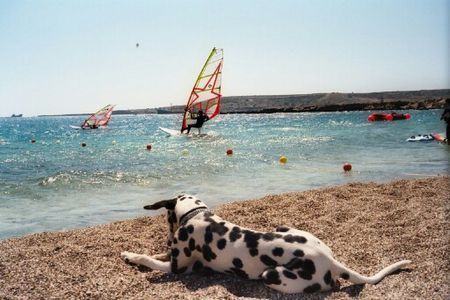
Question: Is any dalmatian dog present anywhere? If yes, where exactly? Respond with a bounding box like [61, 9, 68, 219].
[121, 194, 411, 294]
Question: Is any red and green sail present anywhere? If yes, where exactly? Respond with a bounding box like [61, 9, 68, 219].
[181, 48, 223, 131]
[81, 104, 115, 129]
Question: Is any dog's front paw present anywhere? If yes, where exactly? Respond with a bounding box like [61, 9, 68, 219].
[121, 251, 140, 264]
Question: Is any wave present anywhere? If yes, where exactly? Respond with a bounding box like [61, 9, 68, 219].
[38, 171, 162, 187]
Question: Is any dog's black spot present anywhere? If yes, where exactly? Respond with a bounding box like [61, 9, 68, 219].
[303, 283, 321, 293]
[229, 227, 242, 242]
[173, 237, 178, 244]
[330, 279, 336, 288]
[249, 248, 259, 257]
[276, 226, 290, 232]
[167, 240, 172, 247]
[171, 248, 180, 257]
[243, 230, 262, 257]
[283, 234, 308, 244]
[272, 247, 284, 257]
[283, 234, 295, 243]
[186, 225, 194, 234]
[260, 255, 277, 267]
[180, 196, 187, 201]
[263, 269, 281, 285]
[243, 230, 261, 249]
[303, 259, 316, 275]
[231, 268, 249, 279]
[232, 258, 243, 269]
[294, 236, 307, 243]
[285, 258, 304, 270]
[293, 249, 304, 257]
[298, 270, 313, 280]
[283, 270, 298, 279]
[196, 245, 202, 252]
[204, 230, 213, 244]
[178, 227, 189, 241]
[195, 199, 202, 205]
[341, 272, 350, 280]
[262, 232, 278, 241]
[298, 259, 316, 280]
[189, 238, 196, 251]
[193, 260, 203, 273]
[210, 222, 229, 236]
[183, 247, 191, 257]
[324, 270, 332, 285]
[217, 238, 227, 250]
[202, 245, 217, 262]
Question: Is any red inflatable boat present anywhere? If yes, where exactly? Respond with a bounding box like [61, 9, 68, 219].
[368, 112, 411, 122]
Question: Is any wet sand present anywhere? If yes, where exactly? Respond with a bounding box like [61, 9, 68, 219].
[1, 176, 449, 299]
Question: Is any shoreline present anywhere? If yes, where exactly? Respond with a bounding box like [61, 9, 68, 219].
[1, 176, 449, 299]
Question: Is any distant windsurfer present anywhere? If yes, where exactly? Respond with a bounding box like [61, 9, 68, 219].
[181, 109, 209, 134]
[440, 98, 450, 144]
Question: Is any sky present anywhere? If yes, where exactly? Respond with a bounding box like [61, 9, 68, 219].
[0, 0, 449, 117]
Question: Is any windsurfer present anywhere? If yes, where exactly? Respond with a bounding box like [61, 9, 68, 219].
[181, 109, 209, 134]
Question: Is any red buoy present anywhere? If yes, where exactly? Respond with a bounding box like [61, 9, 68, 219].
[343, 163, 352, 172]
[385, 114, 393, 121]
[405, 113, 411, 120]
[146, 144, 152, 151]
[226, 148, 233, 155]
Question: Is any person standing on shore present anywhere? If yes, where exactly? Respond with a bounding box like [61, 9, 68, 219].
[440, 98, 450, 144]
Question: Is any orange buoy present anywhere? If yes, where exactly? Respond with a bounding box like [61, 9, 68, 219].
[343, 163, 352, 172]
[279, 156, 288, 164]
[226, 148, 233, 155]
[146, 144, 152, 151]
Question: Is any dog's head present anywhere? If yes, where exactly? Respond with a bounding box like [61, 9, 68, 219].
[144, 194, 208, 229]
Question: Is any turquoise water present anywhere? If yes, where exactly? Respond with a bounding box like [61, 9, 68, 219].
[0, 110, 448, 239]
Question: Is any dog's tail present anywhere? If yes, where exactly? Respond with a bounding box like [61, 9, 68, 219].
[331, 258, 411, 285]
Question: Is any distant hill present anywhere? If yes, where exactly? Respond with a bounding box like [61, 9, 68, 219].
[154, 89, 450, 114]
[38, 89, 449, 117]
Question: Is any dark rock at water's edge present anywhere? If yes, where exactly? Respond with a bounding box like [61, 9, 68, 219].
[153, 89, 450, 114]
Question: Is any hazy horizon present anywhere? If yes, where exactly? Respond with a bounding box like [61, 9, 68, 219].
[1, 0, 449, 117]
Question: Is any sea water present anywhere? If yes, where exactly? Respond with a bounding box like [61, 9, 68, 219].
[0, 110, 448, 239]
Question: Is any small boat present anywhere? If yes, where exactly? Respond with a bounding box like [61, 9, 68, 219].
[11, 114, 23, 117]
[406, 133, 443, 142]
[368, 112, 411, 122]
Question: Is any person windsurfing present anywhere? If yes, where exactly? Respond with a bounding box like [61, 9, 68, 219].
[181, 109, 209, 134]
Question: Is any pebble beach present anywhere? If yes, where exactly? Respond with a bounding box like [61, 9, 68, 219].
[1, 176, 448, 299]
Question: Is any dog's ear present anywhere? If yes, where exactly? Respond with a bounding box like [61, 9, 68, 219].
[144, 198, 176, 210]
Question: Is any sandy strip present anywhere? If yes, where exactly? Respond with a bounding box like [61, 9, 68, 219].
[0, 176, 449, 299]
